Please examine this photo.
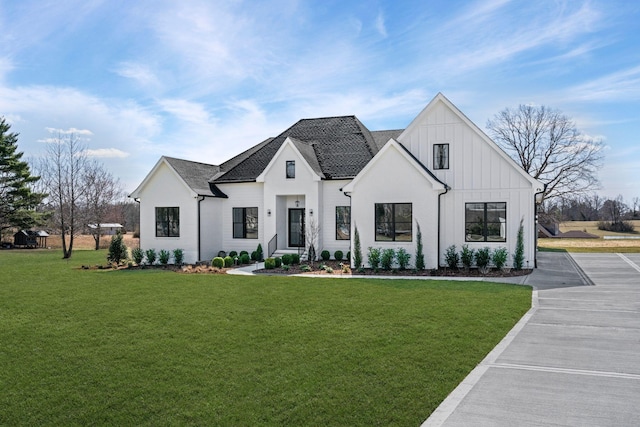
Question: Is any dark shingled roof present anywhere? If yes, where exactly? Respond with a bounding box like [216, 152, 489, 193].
[370, 129, 403, 151]
[163, 156, 227, 198]
[212, 116, 381, 183]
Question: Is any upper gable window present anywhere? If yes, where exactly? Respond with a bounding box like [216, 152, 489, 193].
[433, 144, 449, 170]
[286, 160, 295, 179]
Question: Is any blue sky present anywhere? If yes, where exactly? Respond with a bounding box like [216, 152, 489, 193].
[1, 0, 639, 203]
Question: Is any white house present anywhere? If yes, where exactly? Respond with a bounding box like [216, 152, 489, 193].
[129, 93, 544, 268]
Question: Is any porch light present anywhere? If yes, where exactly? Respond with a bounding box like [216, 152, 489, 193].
[267, 209, 271, 216]
[310, 209, 313, 216]
[295, 198, 299, 207]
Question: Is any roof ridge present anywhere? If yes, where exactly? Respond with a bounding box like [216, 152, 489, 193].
[163, 156, 219, 168]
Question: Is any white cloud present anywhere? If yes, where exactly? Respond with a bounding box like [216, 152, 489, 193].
[86, 148, 130, 158]
[564, 65, 640, 102]
[45, 127, 94, 136]
[375, 10, 387, 37]
[113, 62, 160, 88]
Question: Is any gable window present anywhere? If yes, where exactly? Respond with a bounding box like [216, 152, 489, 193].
[233, 207, 258, 239]
[434, 144, 449, 170]
[156, 207, 180, 237]
[375, 203, 412, 242]
[465, 202, 507, 242]
[286, 160, 295, 179]
[336, 206, 351, 240]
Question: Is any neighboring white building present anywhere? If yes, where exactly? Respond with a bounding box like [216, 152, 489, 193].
[87, 223, 124, 235]
[130, 93, 544, 268]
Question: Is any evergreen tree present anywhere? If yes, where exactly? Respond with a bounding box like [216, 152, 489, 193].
[0, 117, 47, 241]
[513, 218, 525, 270]
[107, 231, 128, 266]
[415, 222, 425, 270]
[353, 226, 362, 268]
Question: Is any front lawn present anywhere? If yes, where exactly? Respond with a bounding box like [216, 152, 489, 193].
[0, 250, 531, 426]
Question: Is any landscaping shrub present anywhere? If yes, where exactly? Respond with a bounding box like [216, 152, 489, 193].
[325, 267, 334, 274]
[251, 251, 258, 261]
[107, 232, 128, 266]
[224, 256, 234, 268]
[173, 248, 184, 266]
[321, 250, 331, 261]
[239, 250, 248, 257]
[239, 253, 251, 264]
[475, 247, 491, 272]
[598, 220, 635, 233]
[415, 222, 425, 270]
[291, 253, 300, 265]
[353, 226, 362, 268]
[274, 257, 282, 268]
[132, 247, 144, 265]
[217, 250, 227, 257]
[492, 247, 509, 270]
[281, 254, 293, 265]
[367, 247, 381, 270]
[158, 249, 171, 265]
[300, 264, 312, 272]
[460, 244, 475, 270]
[256, 244, 263, 261]
[381, 248, 395, 270]
[345, 251, 350, 263]
[145, 249, 157, 265]
[228, 251, 238, 258]
[444, 245, 459, 270]
[334, 250, 344, 261]
[264, 258, 276, 269]
[513, 218, 525, 270]
[211, 257, 225, 268]
[396, 248, 410, 270]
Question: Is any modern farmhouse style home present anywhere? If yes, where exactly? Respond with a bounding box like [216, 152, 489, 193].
[129, 93, 544, 268]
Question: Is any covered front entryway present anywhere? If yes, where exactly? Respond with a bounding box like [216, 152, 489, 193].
[288, 208, 305, 247]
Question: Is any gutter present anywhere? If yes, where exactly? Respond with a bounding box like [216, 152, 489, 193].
[437, 185, 451, 268]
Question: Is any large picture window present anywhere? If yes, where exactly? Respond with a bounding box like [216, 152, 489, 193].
[375, 203, 412, 241]
[434, 144, 449, 170]
[156, 207, 180, 237]
[336, 206, 351, 240]
[233, 207, 258, 239]
[465, 202, 507, 242]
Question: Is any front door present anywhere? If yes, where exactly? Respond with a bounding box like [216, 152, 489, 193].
[288, 208, 305, 247]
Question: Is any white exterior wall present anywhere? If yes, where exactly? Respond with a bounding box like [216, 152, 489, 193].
[216, 182, 264, 255]
[199, 197, 223, 262]
[349, 144, 441, 269]
[136, 162, 200, 264]
[399, 98, 540, 266]
[320, 180, 352, 258]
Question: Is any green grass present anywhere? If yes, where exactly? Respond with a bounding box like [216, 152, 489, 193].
[0, 250, 531, 426]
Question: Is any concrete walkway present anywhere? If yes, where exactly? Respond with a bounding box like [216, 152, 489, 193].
[424, 252, 640, 426]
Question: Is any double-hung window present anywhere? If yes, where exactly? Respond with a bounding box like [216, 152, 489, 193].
[233, 207, 258, 239]
[286, 160, 295, 178]
[335, 206, 351, 240]
[156, 207, 180, 237]
[465, 202, 507, 242]
[433, 144, 449, 170]
[375, 203, 412, 241]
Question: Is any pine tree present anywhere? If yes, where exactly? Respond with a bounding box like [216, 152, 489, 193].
[0, 117, 47, 241]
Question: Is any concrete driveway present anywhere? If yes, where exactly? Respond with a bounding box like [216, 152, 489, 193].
[424, 252, 640, 426]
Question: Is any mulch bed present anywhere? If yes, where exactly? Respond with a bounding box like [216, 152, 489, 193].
[255, 260, 532, 277]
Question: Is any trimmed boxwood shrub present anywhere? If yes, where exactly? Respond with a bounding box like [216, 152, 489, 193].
[217, 250, 226, 257]
[275, 257, 282, 268]
[345, 251, 350, 263]
[334, 250, 344, 261]
[211, 257, 225, 268]
[281, 254, 293, 265]
[224, 256, 234, 268]
[228, 250, 238, 257]
[239, 250, 248, 257]
[239, 253, 251, 264]
[320, 250, 331, 261]
[291, 253, 300, 265]
[264, 258, 276, 269]
[256, 244, 264, 261]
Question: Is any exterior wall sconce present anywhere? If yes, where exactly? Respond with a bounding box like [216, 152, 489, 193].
[267, 209, 271, 216]
[295, 198, 300, 207]
[309, 209, 313, 216]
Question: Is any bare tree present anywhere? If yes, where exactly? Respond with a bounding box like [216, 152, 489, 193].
[305, 216, 320, 265]
[487, 105, 605, 201]
[83, 160, 124, 250]
[632, 197, 640, 218]
[37, 132, 90, 258]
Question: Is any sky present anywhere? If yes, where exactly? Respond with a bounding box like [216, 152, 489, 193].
[1, 0, 639, 203]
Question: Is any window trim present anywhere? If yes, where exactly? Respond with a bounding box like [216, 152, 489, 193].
[433, 143, 449, 170]
[335, 206, 351, 240]
[464, 202, 507, 242]
[233, 207, 259, 239]
[286, 160, 295, 179]
[155, 207, 180, 237]
[374, 203, 412, 242]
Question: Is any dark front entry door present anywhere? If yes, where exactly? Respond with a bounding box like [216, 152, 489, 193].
[288, 208, 305, 247]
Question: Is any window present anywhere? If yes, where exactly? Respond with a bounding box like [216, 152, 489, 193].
[233, 207, 258, 239]
[336, 206, 351, 240]
[465, 202, 507, 242]
[156, 207, 180, 237]
[286, 160, 295, 178]
[375, 203, 412, 241]
[434, 144, 449, 170]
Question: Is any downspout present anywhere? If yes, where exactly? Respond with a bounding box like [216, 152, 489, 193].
[197, 195, 205, 262]
[437, 185, 451, 268]
[533, 184, 547, 268]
